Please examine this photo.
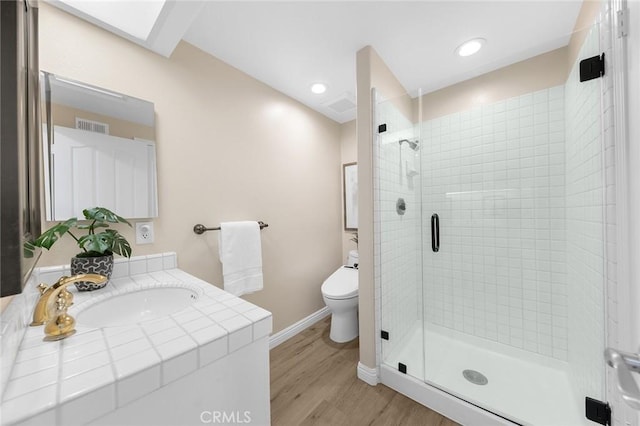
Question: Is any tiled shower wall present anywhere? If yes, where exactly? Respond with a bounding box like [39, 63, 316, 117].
[375, 97, 422, 360]
[421, 86, 570, 360]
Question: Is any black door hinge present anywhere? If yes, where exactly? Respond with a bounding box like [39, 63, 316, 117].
[398, 363, 407, 374]
[378, 123, 387, 133]
[381, 330, 389, 340]
[585, 397, 611, 425]
[580, 53, 605, 82]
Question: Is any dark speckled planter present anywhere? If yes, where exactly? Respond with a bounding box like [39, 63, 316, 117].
[70, 254, 113, 291]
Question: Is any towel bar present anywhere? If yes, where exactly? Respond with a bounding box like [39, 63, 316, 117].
[193, 221, 269, 235]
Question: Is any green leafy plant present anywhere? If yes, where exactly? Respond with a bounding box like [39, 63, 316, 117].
[26, 207, 132, 258]
[350, 231, 358, 246]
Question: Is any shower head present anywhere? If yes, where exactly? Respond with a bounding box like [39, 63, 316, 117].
[399, 139, 419, 151]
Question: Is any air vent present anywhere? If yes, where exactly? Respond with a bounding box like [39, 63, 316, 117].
[76, 118, 109, 135]
[323, 93, 356, 113]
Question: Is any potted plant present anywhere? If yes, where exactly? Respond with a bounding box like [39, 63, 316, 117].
[27, 207, 132, 291]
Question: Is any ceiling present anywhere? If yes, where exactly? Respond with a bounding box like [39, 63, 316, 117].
[50, 1, 584, 123]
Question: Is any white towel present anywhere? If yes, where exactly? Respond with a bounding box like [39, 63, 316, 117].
[218, 221, 263, 296]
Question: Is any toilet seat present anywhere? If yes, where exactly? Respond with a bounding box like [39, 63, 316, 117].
[321, 267, 358, 300]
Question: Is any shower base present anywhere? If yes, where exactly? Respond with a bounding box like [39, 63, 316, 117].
[382, 323, 587, 426]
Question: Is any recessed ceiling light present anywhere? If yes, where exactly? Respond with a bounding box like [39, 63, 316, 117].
[456, 38, 486, 57]
[310, 83, 327, 94]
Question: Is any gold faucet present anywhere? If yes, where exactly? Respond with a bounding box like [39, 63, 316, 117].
[30, 274, 107, 341]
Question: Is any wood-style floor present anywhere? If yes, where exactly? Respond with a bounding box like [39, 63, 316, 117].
[270, 317, 459, 426]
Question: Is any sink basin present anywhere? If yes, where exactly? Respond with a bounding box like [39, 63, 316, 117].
[76, 286, 199, 327]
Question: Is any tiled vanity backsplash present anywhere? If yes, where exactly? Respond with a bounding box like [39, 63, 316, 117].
[0, 253, 273, 425]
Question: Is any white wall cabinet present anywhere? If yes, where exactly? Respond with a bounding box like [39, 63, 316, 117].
[44, 126, 158, 220]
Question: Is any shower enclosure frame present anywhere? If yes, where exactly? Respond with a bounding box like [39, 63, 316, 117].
[368, 1, 639, 424]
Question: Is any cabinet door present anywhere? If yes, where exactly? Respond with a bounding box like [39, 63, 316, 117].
[51, 126, 156, 219]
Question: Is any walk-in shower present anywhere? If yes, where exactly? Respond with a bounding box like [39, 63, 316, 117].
[374, 12, 614, 426]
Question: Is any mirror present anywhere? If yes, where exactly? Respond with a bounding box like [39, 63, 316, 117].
[343, 162, 357, 230]
[41, 71, 158, 220]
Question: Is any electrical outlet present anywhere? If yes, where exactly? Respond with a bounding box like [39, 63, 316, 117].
[136, 221, 154, 244]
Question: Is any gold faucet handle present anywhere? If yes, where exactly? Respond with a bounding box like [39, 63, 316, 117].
[55, 295, 66, 312]
[43, 290, 76, 341]
[43, 296, 76, 341]
[41, 273, 106, 341]
[59, 289, 74, 308]
[46, 287, 73, 320]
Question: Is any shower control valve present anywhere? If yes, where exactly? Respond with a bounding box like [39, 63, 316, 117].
[396, 198, 406, 216]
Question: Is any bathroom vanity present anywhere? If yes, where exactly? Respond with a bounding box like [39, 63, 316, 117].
[0, 253, 271, 425]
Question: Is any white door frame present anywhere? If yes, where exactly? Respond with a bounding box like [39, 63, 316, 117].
[609, 0, 640, 424]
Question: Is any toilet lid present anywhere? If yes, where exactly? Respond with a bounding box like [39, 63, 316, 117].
[321, 267, 358, 299]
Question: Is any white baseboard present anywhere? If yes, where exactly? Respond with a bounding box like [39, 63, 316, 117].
[357, 362, 380, 386]
[269, 306, 331, 350]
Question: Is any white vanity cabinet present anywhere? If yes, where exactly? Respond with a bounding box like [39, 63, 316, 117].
[1, 254, 271, 426]
[91, 336, 270, 426]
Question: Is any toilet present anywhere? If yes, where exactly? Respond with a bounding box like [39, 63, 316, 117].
[321, 250, 359, 343]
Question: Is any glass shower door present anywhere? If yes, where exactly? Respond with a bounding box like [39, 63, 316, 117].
[375, 91, 424, 381]
[420, 22, 607, 426]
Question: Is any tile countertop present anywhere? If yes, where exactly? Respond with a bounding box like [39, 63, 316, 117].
[1, 267, 272, 425]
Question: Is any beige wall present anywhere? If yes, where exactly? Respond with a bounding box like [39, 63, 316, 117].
[340, 119, 357, 261]
[356, 46, 412, 370]
[51, 103, 155, 140]
[36, 3, 343, 334]
[421, 47, 569, 121]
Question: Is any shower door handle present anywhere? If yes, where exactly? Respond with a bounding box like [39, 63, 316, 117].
[431, 214, 439, 252]
[605, 347, 640, 410]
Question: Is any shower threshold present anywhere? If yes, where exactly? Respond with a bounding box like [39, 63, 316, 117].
[382, 322, 587, 426]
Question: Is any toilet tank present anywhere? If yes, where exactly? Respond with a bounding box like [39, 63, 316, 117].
[347, 250, 358, 267]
